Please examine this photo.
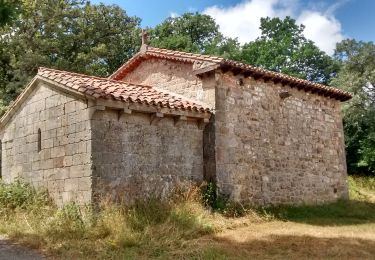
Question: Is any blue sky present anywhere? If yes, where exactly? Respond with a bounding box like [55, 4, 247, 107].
[91, 0, 375, 55]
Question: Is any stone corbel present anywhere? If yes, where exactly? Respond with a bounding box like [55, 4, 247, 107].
[123, 107, 132, 114]
[174, 115, 187, 127]
[197, 118, 210, 130]
[88, 105, 105, 119]
[150, 112, 164, 125]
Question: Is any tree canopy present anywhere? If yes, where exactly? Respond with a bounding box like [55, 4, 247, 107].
[0, 0, 141, 111]
[150, 12, 241, 59]
[0, 0, 19, 26]
[332, 39, 375, 175]
[241, 17, 338, 84]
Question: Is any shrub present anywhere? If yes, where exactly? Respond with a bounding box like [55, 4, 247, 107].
[200, 182, 246, 217]
[0, 180, 50, 211]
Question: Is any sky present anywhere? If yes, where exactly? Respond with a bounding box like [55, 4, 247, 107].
[91, 0, 375, 55]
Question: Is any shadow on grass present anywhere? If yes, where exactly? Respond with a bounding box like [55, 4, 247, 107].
[262, 199, 375, 226]
[197, 234, 375, 259]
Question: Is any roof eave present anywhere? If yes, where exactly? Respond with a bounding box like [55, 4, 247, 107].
[95, 98, 211, 120]
[193, 63, 352, 102]
[109, 52, 145, 80]
[0, 75, 94, 130]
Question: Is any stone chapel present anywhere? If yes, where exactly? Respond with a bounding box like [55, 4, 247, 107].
[0, 37, 352, 206]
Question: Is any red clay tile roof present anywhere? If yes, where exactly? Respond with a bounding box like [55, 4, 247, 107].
[38, 67, 210, 113]
[109, 46, 352, 101]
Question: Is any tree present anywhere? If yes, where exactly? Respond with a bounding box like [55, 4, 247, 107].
[0, 0, 19, 26]
[332, 39, 375, 175]
[149, 12, 241, 59]
[241, 17, 338, 84]
[0, 0, 141, 113]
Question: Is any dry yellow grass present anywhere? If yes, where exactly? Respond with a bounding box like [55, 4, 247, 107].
[186, 220, 375, 259]
[0, 177, 374, 259]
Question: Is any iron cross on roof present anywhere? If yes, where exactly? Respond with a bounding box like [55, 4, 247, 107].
[140, 29, 149, 45]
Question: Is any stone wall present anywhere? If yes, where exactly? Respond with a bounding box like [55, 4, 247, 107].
[0, 83, 92, 206]
[215, 72, 348, 205]
[91, 109, 204, 203]
[120, 58, 216, 107]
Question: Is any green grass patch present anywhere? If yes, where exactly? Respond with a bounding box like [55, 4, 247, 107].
[263, 175, 375, 225]
[0, 176, 374, 259]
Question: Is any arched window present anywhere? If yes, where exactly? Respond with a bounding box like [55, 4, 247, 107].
[38, 129, 42, 152]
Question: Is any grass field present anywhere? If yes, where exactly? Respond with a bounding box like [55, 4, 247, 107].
[0, 176, 374, 259]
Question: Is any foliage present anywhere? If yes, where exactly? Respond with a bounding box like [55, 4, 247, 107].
[0, 179, 50, 211]
[349, 175, 375, 191]
[150, 12, 241, 59]
[332, 39, 375, 175]
[200, 182, 246, 217]
[0, 0, 20, 26]
[0, 177, 374, 258]
[241, 16, 338, 84]
[0, 0, 141, 113]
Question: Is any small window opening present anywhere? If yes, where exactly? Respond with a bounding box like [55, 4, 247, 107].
[38, 129, 42, 152]
[238, 78, 244, 86]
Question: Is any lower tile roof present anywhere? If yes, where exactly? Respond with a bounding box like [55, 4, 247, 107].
[38, 67, 211, 113]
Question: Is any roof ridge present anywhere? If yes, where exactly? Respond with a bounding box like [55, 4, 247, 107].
[220, 60, 351, 96]
[143, 48, 339, 91]
[132, 47, 349, 88]
[38, 67, 153, 89]
[106, 46, 352, 101]
[146, 46, 224, 61]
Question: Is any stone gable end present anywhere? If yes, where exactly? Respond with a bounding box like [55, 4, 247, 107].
[120, 58, 216, 108]
[0, 82, 92, 206]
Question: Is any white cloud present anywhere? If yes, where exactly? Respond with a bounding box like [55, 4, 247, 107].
[297, 11, 343, 55]
[170, 12, 179, 18]
[203, 0, 345, 55]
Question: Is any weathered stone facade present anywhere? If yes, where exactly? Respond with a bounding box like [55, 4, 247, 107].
[214, 73, 348, 205]
[120, 58, 349, 205]
[121, 58, 216, 107]
[91, 110, 204, 203]
[0, 77, 207, 206]
[0, 83, 92, 206]
[0, 46, 349, 206]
